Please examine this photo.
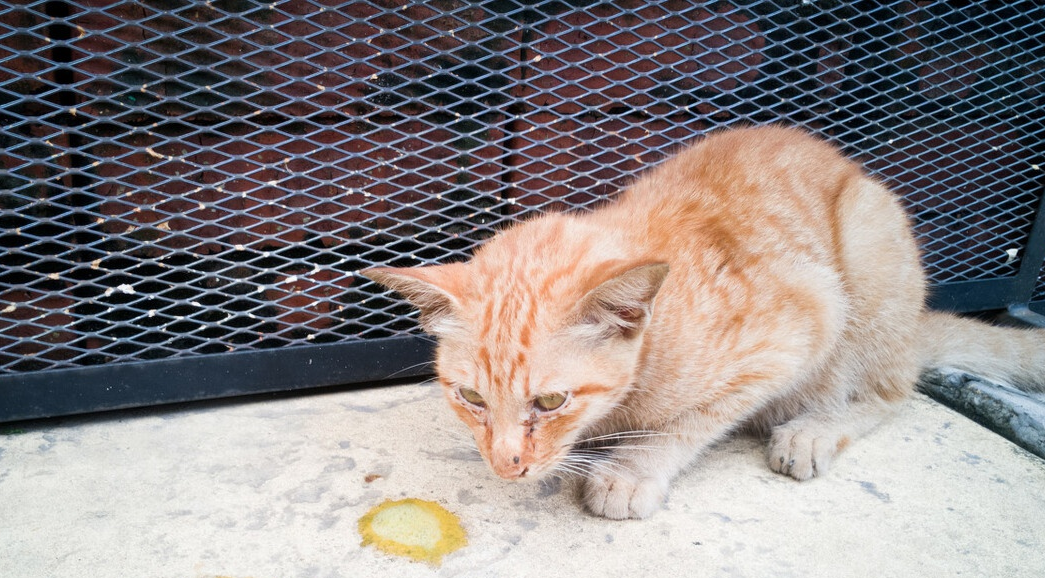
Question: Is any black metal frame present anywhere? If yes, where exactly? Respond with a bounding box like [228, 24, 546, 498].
[0, 336, 434, 423]
[930, 191, 1045, 313]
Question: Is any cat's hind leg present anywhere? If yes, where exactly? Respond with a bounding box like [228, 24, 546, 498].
[765, 173, 926, 481]
[765, 312, 921, 481]
[766, 398, 899, 480]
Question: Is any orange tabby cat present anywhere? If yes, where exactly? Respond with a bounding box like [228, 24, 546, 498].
[364, 126, 1045, 519]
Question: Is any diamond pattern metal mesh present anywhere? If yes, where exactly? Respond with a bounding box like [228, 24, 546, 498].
[2, 0, 1044, 375]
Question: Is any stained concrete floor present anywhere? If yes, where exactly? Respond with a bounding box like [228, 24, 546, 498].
[2, 381, 1044, 578]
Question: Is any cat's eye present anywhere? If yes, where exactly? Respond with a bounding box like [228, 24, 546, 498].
[458, 387, 486, 408]
[533, 392, 568, 412]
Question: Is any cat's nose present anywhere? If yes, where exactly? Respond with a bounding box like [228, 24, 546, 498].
[491, 453, 529, 479]
[489, 430, 531, 479]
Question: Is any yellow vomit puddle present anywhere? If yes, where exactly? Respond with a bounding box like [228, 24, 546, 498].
[358, 498, 467, 565]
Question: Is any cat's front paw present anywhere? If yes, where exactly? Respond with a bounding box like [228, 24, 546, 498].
[582, 471, 669, 519]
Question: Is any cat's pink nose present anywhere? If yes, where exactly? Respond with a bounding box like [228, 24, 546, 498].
[491, 454, 529, 479]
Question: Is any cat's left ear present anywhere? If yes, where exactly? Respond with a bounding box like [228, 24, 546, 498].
[570, 261, 670, 341]
[360, 264, 468, 335]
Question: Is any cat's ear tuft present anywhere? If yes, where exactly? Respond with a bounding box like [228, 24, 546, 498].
[572, 261, 670, 341]
[360, 264, 468, 335]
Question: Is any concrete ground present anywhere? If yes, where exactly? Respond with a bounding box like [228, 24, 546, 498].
[2, 381, 1044, 578]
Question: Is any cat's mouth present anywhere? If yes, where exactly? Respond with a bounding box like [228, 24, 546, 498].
[495, 456, 558, 482]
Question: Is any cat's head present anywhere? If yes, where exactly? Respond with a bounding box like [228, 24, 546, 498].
[363, 239, 668, 481]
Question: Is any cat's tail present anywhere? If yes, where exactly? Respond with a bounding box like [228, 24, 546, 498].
[919, 310, 1045, 391]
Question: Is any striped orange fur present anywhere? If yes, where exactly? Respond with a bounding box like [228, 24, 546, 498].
[364, 125, 1045, 519]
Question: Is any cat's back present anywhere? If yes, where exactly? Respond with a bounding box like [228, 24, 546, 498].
[596, 125, 865, 267]
[621, 125, 862, 218]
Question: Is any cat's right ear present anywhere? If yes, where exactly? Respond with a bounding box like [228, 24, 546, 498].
[360, 265, 467, 335]
[570, 261, 670, 342]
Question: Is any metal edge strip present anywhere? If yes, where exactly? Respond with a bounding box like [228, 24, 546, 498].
[0, 335, 435, 423]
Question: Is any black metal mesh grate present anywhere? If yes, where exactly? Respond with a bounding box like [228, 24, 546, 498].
[2, 0, 1044, 375]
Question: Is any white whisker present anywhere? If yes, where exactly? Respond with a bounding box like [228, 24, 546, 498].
[577, 444, 663, 452]
[582, 459, 633, 478]
[557, 452, 636, 478]
[550, 462, 588, 478]
[574, 430, 676, 444]
[387, 359, 436, 379]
